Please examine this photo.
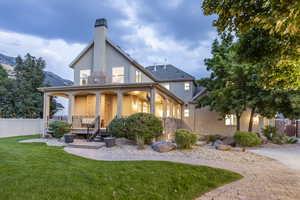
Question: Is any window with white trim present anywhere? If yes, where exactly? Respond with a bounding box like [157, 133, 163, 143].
[162, 83, 170, 90]
[225, 114, 237, 126]
[80, 69, 91, 85]
[135, 70, 142, 83]
[112, 67, 125, 83]
[184, 109, 189, 117]
[184, 82, 190, 91]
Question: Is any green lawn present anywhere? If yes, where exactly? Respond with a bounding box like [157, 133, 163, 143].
[0, 136, 242, 200]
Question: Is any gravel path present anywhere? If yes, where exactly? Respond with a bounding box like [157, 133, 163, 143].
[20, 138, 300, 200]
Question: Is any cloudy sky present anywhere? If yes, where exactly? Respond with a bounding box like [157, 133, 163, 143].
[0, 0, 216, 81]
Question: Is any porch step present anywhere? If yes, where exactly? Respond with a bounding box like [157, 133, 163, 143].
[67, 140, 105, 149]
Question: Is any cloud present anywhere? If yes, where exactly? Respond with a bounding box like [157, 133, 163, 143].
[107, 0, 215, 78]
[0, 29, 85, 80]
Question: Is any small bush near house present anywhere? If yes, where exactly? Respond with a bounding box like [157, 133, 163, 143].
[108, 117, 128, 138]
[48, 121, 71, 138]
[207, 134, 223, 143]
[234, 131, 262, 147]
[262, 125, 298, 144]
[136, 135, 145, 150]
[262, 125, 277, 140]
[175, 129, 197, 149]
[126, 113, 163, 144]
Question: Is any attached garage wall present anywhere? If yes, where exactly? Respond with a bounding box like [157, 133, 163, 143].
[184, 104, 271, 136]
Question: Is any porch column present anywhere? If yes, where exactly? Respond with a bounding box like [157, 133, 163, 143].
[117, 90, 123, 118]
[170, 100, 174, 118]
[42, 93, 50, 137]
[95, 92, 102, 117]
[68, 93, 75, 124]
[150, 88, 156, 115]
[162, 98, 167, 118]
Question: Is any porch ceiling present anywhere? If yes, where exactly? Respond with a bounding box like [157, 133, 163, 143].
[38, 82, 184, 104]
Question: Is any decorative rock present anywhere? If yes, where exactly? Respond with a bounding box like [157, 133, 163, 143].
[196, 141, 206, 146]
[222, 136, 235, 146]
[213, 140, 224, 147]
[151, 141, 177, 153]
[231, 147, 244, 152]
[216, 144, 232, 151]
[198, 135, 207, 141]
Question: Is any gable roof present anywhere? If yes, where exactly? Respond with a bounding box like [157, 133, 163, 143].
[69, 39, 158, 82]
[145, 64, 195, 82]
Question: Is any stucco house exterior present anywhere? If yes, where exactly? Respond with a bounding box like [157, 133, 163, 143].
[39, 18, 272, 138]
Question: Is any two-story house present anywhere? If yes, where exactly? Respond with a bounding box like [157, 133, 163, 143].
[39, 18, 271, 138]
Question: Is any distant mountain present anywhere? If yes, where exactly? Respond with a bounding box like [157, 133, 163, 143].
[0, 53, 16, 66]
[0, 53, 73, 86]
[44, 71, 73, 86]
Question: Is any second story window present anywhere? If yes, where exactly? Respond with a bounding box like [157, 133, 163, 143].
[135, 70, 142, 83]
[112, 67, 124, 83]
[184, 82, 190, 91]
[80, 69, 91, 85]
[162, 83, 170, 90]
[225, 114, 237, 126]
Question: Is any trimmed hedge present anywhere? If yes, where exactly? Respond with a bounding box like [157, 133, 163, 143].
[126, 113, 163, 144]
[234, 131, 262, 147]
[108, 113, 163, 144]
[48, 121, 71, 138]
[175, 129, 197, 149]
[108, 117, 128, 138]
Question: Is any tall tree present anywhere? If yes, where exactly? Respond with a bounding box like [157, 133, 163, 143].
[14, 54, 45, 118]
[197, 37, 249, 131]
[202, 0, 300, 89]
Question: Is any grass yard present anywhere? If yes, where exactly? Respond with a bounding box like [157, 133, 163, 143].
[0, 136, 242, 200]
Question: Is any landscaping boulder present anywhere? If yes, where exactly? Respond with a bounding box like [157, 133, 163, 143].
[222, 137, 235, 146]
[196, 141, 206, 146]
[152, 141, 176, 153]
[216, 144, 231, 151]
[213, 140, 224, 147]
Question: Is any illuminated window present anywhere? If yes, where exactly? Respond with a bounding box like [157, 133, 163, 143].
[112, 67, 124, 83]
[142, 103, 148, 113]
[184, 109, 189, 117]
[80, 70, 91, 85]
[184, 82, 190, 91]
[162, 83, 170, 90]
[225, 114, 237, 126]
[135, 70, 142, 83]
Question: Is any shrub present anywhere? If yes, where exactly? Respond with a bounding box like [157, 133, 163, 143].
[234, 131, 262, 147]
[108, 117, 128, 138]
[285, 136, 298, 144]
[262, 125, 277, 140]
[207, 134, 222, 143]
[136, 135, 145, 150]
[48, 121, 71, 138]
[175, 129, 197, 149]
[126, 113, 163, 144]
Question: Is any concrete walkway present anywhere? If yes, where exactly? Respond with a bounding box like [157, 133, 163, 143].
[249, 143, 300, 171]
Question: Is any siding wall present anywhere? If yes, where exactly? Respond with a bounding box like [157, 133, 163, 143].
[0, 119, 43, 138]
[183, 105, 272, 136]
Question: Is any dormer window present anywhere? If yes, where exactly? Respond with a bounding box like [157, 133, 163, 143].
[184, 82, 190, 91]
[135, 70, 142, 83]
[112, 67, 124, 83]
[162, 83, 170, 90]
[80, 70, 91, 85]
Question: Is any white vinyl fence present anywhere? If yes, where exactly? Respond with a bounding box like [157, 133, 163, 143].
[0, 119, 43, 138]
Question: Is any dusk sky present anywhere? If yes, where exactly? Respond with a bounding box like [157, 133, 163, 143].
[0, 0, 216, 81]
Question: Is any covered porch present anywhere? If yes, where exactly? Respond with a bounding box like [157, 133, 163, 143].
[40, 83, 184, 137]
